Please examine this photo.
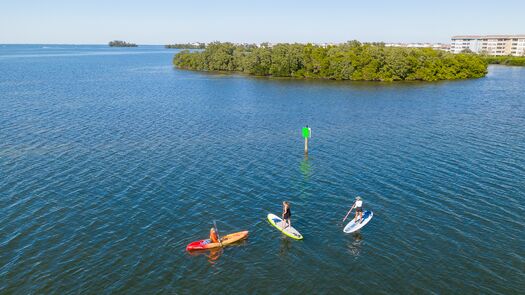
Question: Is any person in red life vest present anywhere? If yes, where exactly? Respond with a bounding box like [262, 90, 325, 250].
[209, 227, 219, 243]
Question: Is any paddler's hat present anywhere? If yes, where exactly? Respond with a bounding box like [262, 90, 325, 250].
[356, 196, 362, 200]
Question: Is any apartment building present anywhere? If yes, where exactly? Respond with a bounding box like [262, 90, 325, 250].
[451, 35, 525, 56]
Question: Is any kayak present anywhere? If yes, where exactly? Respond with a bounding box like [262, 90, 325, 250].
[267, 213, 303, 240]
[186, 230, 249, 251]
[343, 210, 373, 233]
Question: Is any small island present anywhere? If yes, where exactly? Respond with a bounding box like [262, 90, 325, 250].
[108, 40, 138, 47]
[174, 41, 488, 82]
[165, 43, 205, 49]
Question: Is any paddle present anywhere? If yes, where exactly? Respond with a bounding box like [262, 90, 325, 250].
[213, 220, 223, 247]
[342, 205, 354, 223]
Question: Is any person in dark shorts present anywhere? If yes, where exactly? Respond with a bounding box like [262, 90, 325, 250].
[352, 196, 364, 223]
[282, 201, 291, 229]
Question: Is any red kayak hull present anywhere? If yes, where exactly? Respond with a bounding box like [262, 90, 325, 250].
[186, 231, 249, 251]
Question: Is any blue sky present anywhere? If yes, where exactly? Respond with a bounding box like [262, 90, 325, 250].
[0, 0, 523, 44]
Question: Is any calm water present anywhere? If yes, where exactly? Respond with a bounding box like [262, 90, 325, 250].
[1, 45, 524, 294]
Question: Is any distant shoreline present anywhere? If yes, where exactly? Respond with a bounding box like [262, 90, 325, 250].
[483, 55, 525, 66]
[165, 43, 205, 49]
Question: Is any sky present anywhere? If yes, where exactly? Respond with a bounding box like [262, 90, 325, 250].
[0, 0, 524, 44]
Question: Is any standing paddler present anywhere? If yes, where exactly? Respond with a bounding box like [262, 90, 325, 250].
[343, 196, 364, 224]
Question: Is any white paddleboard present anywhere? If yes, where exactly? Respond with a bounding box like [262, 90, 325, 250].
[267, 213, 303, 240]
[344, 210, 373, 233]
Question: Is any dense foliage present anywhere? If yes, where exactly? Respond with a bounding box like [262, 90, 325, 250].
[165, 43, 205, 49]
[173, 41, 488, 81]
[108, 40, 137, 47]
[483, 55, 525, 66]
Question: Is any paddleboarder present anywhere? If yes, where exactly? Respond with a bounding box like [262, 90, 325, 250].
[352, 196, 364, 223]
[343, 196, 364, 224]
[282, 201, 291, 229]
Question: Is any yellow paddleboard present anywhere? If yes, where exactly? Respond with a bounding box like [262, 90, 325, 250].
[267, 213, 303, 240]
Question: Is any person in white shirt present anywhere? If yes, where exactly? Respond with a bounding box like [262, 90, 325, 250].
[351, 196, 364, 223]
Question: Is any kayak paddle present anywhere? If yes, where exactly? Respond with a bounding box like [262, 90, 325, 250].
[213, 220, 223, 247]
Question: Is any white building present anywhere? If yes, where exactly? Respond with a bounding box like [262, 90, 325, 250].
[451, 35, 525, 56]
[450, 37, 481, 54]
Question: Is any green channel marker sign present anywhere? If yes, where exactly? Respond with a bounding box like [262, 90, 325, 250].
[302, 126, 311, 138]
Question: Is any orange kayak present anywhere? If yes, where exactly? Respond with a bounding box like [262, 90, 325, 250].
[186, 230, 249, 251]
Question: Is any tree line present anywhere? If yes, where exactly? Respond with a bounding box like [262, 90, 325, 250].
[173, 41, 488, 81]
[165, 43, 205, 49]
[483, 55, 525, 66]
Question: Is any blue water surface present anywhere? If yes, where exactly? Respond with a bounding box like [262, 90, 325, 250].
[0, 45, 524, 294]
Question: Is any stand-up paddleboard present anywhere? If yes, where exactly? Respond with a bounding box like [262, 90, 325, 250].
[343, 211, 373, 233]
[186, 231, 249, 251]
[267, 213, 303, 240]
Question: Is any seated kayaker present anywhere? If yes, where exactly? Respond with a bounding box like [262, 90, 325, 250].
[210, 227, 219, 243]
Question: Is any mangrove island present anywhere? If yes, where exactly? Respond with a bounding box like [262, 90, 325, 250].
[108, 40, 138, 47]
[173, 41, 488, 81]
